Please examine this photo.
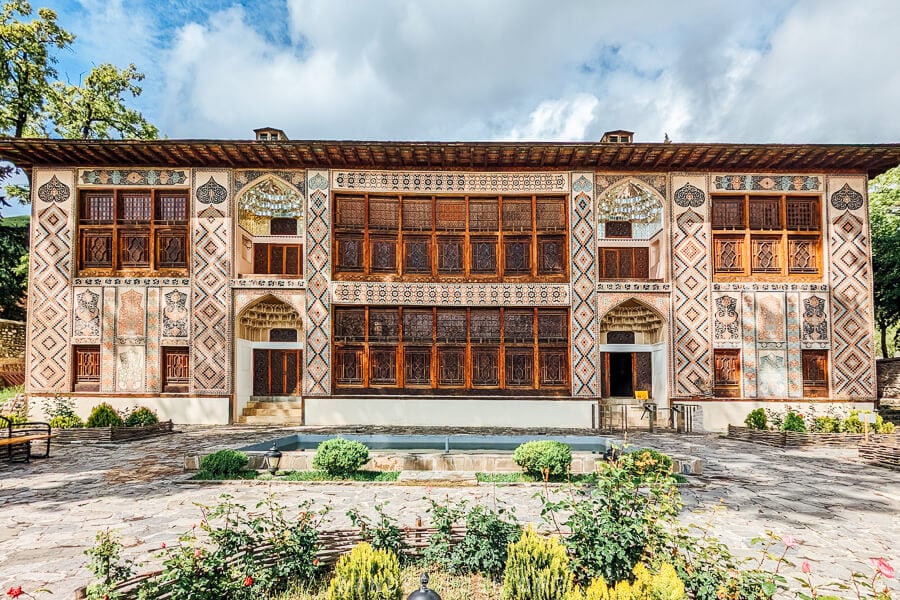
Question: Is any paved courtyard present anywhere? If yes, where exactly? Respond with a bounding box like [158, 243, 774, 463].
[1, 426, 898, 597]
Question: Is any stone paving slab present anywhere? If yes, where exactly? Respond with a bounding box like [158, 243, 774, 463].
[0, 426, 898, 597]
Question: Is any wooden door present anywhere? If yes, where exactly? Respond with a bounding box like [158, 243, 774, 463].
[253, 349, 302, 396]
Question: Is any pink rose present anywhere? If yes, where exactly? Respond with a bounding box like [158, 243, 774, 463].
[194, 549, 202, 558]
[160, 542, 167, 549]
[801, 561, 811, 574]
[871, 558, 895, 579]
[781, 534, 798, 548]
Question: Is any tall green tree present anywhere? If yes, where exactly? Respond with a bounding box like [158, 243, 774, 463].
[870, 165, 900, 358]
[0, 216, 28, 320]
[46, 62, 158, 139]
[0, 0, 73, 137]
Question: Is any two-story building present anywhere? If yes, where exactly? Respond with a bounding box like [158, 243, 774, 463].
[3, 130, 898, 430]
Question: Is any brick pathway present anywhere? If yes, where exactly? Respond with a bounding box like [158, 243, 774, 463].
[0, 426, 897, 597]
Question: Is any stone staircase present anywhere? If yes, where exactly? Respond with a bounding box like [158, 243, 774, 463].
[879, 403, 900, 426]
[237, 397, 304, 425]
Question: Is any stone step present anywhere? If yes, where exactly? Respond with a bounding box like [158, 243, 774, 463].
[245, 401, 304, 410]
[238, 415, 304, 425]
[243, 408, 305, 417]
[396, 470, 479, 487]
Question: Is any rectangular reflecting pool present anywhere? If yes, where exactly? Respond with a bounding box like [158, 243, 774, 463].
[240, 433, 614, 454]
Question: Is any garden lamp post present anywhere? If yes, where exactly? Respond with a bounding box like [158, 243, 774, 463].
[407, 573, 441, 600]
[264, 443, 282, 475]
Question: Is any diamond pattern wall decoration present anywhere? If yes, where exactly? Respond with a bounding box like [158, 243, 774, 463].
[305, 170, 331, 395]
[26, 170, 75, 392]
[569, 173, 598, 397]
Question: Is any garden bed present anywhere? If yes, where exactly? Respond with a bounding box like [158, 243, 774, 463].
[727, 424, 897, 448]
[55, 420, 173, 443]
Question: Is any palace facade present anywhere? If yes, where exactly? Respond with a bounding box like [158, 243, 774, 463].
[4, 130, 899, 431]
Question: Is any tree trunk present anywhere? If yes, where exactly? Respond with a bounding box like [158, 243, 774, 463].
[881, 320, 889, 359]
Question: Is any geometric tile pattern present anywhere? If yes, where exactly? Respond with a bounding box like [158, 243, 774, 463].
[233, 169, 306, 194]
[235, 290, 306, 324]
[741, 292, 758, 397]
[597, 282, 671, 292]
[671, 175, 712, 396]
[305, 170, 331, 396]
[786, 292, 802, 398]
[569, 173, 598, 397]
[190, 170, 232, 393]
[756, 293, 786, 346]
[146, 287, 160, 391]
[594, 173, 667, 197]
[72, 287, 101, 342]
[101, 287, 117, 391]
[26, 170, 75, 392]
[712, 174, 823, 192]
[757, 349, 787, 397]
[331, 282, 570, 307]
[800, 294, 830, 349]
[712, 293, 740, 347]
[712, 282, 829, 292]
[827, 176, 875, 398]
[231, 278, 307, 290]
[79, 169, 188, 186]
[161, 289, 190, 340]
[331, 171, 569, 194]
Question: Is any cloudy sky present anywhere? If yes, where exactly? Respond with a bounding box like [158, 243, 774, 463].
[36, 0, 900, 145]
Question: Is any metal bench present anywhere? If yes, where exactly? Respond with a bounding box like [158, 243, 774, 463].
[0, 415, 54, 462]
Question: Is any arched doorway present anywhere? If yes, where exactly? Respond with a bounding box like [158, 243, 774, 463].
[597, 299, 666, 401]
[234, 296, 304, 416]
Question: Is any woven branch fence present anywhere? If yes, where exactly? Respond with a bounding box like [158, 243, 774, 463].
[726, 425, 897, 448]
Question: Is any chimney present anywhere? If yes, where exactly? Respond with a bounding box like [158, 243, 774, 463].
[253, 127, 288, 141]
[601, 130, 634, 143]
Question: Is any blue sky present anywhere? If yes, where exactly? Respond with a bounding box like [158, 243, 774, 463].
[31, 0, 898, 145]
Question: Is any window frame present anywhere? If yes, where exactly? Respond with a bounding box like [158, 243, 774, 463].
[73, 345, 101, 392]
[162, 346, 190, 393]
[713, 348, 741, 398]
[78, 189, 190, 276]
[711, 193, 823, 280]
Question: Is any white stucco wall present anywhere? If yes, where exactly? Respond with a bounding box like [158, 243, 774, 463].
[697, 401, 876, 432]
[29, 396, 231, 425]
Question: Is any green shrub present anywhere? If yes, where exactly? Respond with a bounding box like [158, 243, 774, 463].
[501, 526, 573, 600]
[619, 448, 673, 480]
[200, 449, 249, 477]
[744, 408, 767, 430]
[512, 440, 572, 479]
[780, 410, 806, 432]
[123, 406, 159, 427]
[452, 504, 522, 578]
[877, 419, 895, 434]
[312, 438, 370, 476]
[812, 415, 839, 433]
[347, 502, 408, 561]
[50, 414, 84, 429]
[568, 563, 685, 600]
[326, 542, 401, 600]
[839, 411, 864, 433]
[86, 403, 124, 428]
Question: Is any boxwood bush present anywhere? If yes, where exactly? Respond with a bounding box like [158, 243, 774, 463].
[512, 440, 572, 479]
[744, 408, 767, 430]
[200, 449, 250, 477]
[86, 402, 124, 428]
[312, 438, 370, 476]
[123, 406, 159, 427]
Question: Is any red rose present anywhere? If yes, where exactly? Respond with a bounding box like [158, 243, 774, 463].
[243, 576, 253, 587]
[7, 587, 24, 598]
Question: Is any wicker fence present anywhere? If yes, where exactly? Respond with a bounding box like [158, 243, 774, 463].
[726, 425, 898, 448]
[75, 525, 468, 599]
[858, 437, 900, 471]
[56, 420, 174, 444]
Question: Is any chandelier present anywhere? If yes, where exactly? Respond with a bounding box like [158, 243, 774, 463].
[597, 181, 661, 223]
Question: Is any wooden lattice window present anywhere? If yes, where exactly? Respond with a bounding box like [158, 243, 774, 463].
[403, 237, 431, 274]
[369, 197, 399, 229]
[335, 348, 364, 385]
[335, 236, 363, 271]
[335, 196, 365, 227]
[713, 349, 740, 397]
[162, 347, 190, 393]
[73, 345, 101, 392]
[504, 310, 534, 342]
[505, 348, 534, 387]
[403, 348, 432, 385]
[371, 237, 397, 273]
[369, 309, 399, 342]
[270, 217, 298, 236]
[472, 347, 500, 386]
[470, 238, 497, 274]
[802, 350, 828, 398]
[78, 189, 188, 275]
[334, 308, 366, 341]
[536, 197, 566, 231]
[270, 328, 298, 342]
[253, 243, 302, 276]
[538, 237, 565, 275]
[402, 198, 433, 230]
[436, 198, 466, 231]
[469, 198, 499, 230]
[605, 221, 632, 238]
[607, 331, 635, 344]
[539, 349, 568, 387]
[503, 238, 531, 274]
[470, 310, 501, 342]
[438, 348, 466, 386]
[598, 247, 650, 279]
[437, 237, 464, 274]
[436, 310, 467, 342]
[403, 310, 433, 342]
[712, 193, 822, 279]
[537, 311, 567, 342]
[369, 348, 397, 385]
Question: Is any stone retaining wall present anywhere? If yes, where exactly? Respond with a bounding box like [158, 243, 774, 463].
[877, 358, 900, 400]
[0, 319, 25, 359]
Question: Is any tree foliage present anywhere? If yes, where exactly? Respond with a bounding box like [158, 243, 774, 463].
[870, 165, 900, 357]
[0, 216, 29, 320]
[46, 62, 158, 140]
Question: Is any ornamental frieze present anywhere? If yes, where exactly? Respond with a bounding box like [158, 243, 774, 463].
[331, 282, 570, 306]
[331, 170, 569, 194]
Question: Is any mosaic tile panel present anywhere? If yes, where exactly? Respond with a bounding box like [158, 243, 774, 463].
[786, 293, 802, 398]
[741, 293, 758, 397]
[827, 176, 875, 399]
[75, 278, 191, 287]
[712, 174, 823, 192]
[146, 288, 160, 391]
[331, 171, 568, 194]
[116, 345, 145, 392]
[27, 170, 75, 392]
[305, 170, 331, 395]
[331, 282, 570, 307]
[116, 287, 146, 345]
[234, 170, 306, 194]
[597, 282, 671, 292]
[671, 175, 712, 396]
[757, 350, 787, 397]
[713, 293, 741, 348]
[594, 173, 667, 197]
[231, 278, 306, 289]
[72, 287, 101, 343]
[570, 173, 598, 397]
[161, 288, 190, 340]
[712, 282, 829, 292]
[235, 290, 306, 325]
[79, 169, 188, 186]
[596, 294, 670, 326]
[800, 293, 830, 349]
[191, 170, 232, 393]
[100, 287, 116, 391]
[756, 293, 786, 347]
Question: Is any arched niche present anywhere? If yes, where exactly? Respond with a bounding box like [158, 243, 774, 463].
[236, 176, 304, 236]
[598, 299, 666, 344]
[236, 294, 303, 342]
[597, 179, 664, 240]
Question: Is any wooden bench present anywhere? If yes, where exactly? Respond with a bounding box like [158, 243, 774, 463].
[0, 415, 54, 463]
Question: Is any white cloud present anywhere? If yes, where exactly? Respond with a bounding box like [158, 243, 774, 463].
[58, 0, 900, 144]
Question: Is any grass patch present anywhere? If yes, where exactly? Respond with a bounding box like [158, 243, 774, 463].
[270, 564, 501, 600]
[269, 470, 399, 482]
[475, 472, 599, 484]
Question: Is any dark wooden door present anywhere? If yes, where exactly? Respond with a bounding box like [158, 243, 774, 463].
[253, 349, 302, 396]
